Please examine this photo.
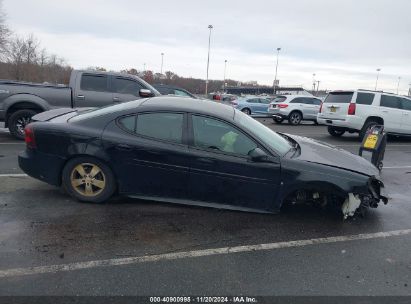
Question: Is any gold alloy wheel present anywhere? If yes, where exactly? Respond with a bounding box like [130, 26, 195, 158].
[70, 163, 106, 197]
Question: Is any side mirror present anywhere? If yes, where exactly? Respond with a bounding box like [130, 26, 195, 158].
[249, 148, 269, 162]
[139, 89, 154, 98]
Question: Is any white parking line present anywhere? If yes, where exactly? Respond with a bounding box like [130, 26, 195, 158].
[336, 144, 411, 147]
[0, 174, 28, 177]
[0, 228, 410, 279]
[383, 166, 411, 169]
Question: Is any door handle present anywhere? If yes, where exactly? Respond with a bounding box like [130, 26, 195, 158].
[113, 97, 121, 102]
[382, 110, 389, 113]
[77, 95, 85, 100]
[115, 144, 132, 151]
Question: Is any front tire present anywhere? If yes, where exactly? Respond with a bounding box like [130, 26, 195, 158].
[8, 109, 37, 140]
[288, 111, 302, 125]
[273, 117, 283, 124]
[327, 126, 346, 137]
[62, 157, 116, 203]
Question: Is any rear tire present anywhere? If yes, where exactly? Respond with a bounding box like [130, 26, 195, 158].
[241, 108, 251, 115]
[288, 111, 302, 125]
[8, 109, 37, 140]
[327, 126, 345, 137]
[360, 120, 379, 140]
[62, 157, 116, 203]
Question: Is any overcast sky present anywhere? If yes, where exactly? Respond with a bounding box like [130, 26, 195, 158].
[3, 0, 411, 93]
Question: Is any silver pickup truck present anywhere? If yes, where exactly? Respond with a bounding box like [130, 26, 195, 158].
[0, 70, 159, 139]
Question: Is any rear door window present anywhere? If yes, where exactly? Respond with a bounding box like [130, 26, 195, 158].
[401, 98, 411, 111]
[312, 99, 322, 105]
[136, 112, 184, 143]
[117, 115, 137, 133]
[247, 98, 259, 103]
[80, 74, 109, 92]
[259, 98, 270, 104]
[380, 95, 402, 109]
[356, 93, 375, 105]
[324, 92, 353, 103]
[290, 97, 306, 104]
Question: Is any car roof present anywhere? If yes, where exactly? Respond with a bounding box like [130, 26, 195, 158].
[284, 94, 318, 98]
[141, 96, 235, 120]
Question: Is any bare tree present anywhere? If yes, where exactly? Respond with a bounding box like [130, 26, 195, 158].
[24, 34, 39, 64]
[0, 0, 10, 60]
[6, 35, 26, 80]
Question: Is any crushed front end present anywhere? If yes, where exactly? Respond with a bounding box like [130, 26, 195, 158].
[342, 176, 389, 219]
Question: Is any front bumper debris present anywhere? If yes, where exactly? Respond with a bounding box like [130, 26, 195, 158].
[342, 177, 388, 219]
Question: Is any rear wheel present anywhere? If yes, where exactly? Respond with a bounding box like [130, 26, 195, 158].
[8, 109, 37, 140]
[288, 111, 302, 125]
[327, 126, 345, 137]
[62, 157, 116, 203]
[241, 108, 251, 115]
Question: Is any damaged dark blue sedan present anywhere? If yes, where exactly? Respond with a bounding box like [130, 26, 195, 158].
[18, 97, 388, 218]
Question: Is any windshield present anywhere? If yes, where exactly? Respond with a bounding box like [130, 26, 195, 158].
[234, 109, 292, 156]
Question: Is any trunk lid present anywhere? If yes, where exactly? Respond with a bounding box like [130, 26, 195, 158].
[32, 108, 94, 123]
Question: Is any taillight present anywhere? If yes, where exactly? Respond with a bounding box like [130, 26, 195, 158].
[319, 102, 323, 113]
[24, 125, 36, 149]
[348, 103, 356, 115]
[278, 104, 289, 108]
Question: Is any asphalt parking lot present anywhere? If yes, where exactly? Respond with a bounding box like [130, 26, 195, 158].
[0, 120, 410, 296]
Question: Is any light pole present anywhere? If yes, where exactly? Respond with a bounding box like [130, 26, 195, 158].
[316, 80, 320, 96]
[396, 77, 401, 94]
[160, 53, 164, 74]
[205, 25, 213, 95]
[312, 73, 316, 92]
[143, 63, 146, 72]
[273, 47, 281, 94]
[409, 83, 411, 97]
[375, 68, 381, 91]
[223, 59, 227, 92]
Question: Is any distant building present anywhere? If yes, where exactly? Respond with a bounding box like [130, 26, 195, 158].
[226, 85, 313, 96]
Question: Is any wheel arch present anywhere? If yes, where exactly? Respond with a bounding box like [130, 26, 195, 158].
[364, 116, 384, 126]
[60, 153, 119, 193]
[279, 180, 348, 207]
[240, 107, 251, 114]
[5, 99, 46, 127]
[288, 109, 303, 118]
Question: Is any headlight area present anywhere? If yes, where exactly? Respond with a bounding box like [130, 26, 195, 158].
[342, 177, 389, 219]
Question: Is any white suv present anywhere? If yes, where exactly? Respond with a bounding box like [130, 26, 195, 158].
[317, 90, 411, 139]
[268, 95, 322, 125]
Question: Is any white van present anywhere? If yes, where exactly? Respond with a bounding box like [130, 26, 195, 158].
[317, 90, 411, 139]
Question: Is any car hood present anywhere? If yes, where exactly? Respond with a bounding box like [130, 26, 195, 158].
[283, 134, 379, 177]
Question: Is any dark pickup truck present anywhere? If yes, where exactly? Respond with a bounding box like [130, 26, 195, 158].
[0, 70, 159, 139]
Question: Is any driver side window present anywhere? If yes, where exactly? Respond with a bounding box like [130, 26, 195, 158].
[113, 77, 144, 96]
[191, 115, 258, 156]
